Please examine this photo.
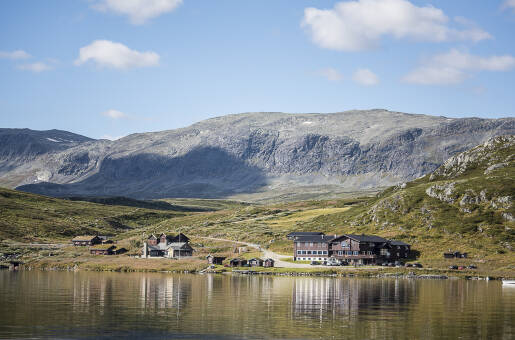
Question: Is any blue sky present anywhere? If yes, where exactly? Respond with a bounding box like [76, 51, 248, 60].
[1, 0, 514, 139]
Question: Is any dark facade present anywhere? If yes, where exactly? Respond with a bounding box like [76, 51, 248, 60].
[249, 258, 264, 267]
[207, 255, 226, 265]
[293, 235, 337, 261]
[264, 258, 275, 267]
[229, 258, 248, 267]
[293, 233, 411, 265]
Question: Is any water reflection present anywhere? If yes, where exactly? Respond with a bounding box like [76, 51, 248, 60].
[0, 271, 513, 339]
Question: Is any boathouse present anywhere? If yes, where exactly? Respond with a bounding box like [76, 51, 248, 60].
[248, 258, 264, 267]
[229, 258, 248, 267]
[207, 255, 226, 265]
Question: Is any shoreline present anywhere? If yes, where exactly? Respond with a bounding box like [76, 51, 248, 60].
[6, 264, 510, 281]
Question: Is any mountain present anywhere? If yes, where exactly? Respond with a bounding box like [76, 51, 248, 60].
[3, 110, 514, 199]
[0, 128, 94, 186]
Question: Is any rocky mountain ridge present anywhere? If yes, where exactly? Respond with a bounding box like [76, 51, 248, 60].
[2, 110, 514, 199]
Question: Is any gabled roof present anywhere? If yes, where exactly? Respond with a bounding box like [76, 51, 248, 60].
[147, 234, 157, 240]
[343, 234, 388, 243]
[167, 242, 193, 250]
[294, 234, 337, 243]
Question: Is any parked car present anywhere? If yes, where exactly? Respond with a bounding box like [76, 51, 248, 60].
[381, 262, 389, 267]
[449, 265, 458, 270]
[340, 261, 349, 266]
[413, 263, 423, 268]
[326, 258, 341, 266]
[467, 265, 477, 269]
[388, 263, 395, 267]
[310, 261, 321, 266]
[458, 266, 466, 270]
[405, 263, 413, 268]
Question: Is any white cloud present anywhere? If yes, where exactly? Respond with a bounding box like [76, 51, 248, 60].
[102, 109, 127, 119]
[317, 68, 343, 81]
[403, 49, 515, 85]
[502, 0, 515, 12]
[75, 40, 160, 69]
[93, 0, 183, 24]
[0, 50, 31, 60]
[17, 62, 52, 72]
[302, 0, 491, 51]
[353, 68, 379, 86]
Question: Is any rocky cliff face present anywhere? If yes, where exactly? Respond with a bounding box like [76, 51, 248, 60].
[3, 110, 514, 199]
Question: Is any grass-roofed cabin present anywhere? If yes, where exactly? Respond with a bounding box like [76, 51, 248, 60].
[90, 244, 127, 255]
[207, 255, 226, 265]
[72, 235, 101, 246]
[229, 258, 248, 267]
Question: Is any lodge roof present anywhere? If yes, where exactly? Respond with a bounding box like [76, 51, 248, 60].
[294, 234, 337, 243]
[343, 234, 388, 243]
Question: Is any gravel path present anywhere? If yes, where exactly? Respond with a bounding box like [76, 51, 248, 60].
[199, 236, 321, 268]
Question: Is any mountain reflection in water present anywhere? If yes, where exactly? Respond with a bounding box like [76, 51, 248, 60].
[0, 271, 513, 339]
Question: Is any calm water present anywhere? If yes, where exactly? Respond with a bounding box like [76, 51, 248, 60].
[0, 271, 514, 339]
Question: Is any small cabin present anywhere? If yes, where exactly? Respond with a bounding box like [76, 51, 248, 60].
[90, 245, 126, 255]
[90, 244, 116, 255]
[229, 258, 248, 267]
[207, 255, 226, 265]
[248, 258, 264, 267]
[72, 235, 102, 246]
[263, 258, 275, 267]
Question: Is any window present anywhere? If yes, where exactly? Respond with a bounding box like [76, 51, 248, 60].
[297, 250, 302, 255]
[346, 251, 352, 255]
[380, 249, 388, 255]
[341, 241, 349, 248]
[323, 251, 327, 255]
[307, 251, 312, 255]
[367, 251, 372, 255]
[338, 251, 343, 256]
[318, 251, 323, 255]
[302, 251, 306, 255]
[353, 251, 359, 255]
[310, 242, 313, 247]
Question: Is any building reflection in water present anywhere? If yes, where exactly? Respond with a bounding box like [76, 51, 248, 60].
[291, 278, 414, 322]
[139, 275, 192, 316]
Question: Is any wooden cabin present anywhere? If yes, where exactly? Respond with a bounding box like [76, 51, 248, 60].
[229, 258, 248, 267]
[263, 258, 275, 267]
[90, 244, 116, 255]
[207, 255, 226, 265]
[72, 235, 101, 246]
[248, 258, 264, 267]
[90, 244, 126, 255]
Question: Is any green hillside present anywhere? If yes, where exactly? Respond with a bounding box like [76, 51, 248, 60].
[0, 188, 183, 242]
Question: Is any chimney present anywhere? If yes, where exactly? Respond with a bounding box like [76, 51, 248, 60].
[143, 242, 148, 258]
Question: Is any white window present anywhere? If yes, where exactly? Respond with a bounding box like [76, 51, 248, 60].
[297, 250, 302, 255]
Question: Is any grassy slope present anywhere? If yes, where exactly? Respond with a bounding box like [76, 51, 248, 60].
[0, 188, 183, 242]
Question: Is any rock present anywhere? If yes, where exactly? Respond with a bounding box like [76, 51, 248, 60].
[2, 111, 514, 199]
[484, 162, 508, 174]
[426, 182, 457, 203]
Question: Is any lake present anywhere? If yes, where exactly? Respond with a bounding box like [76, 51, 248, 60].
[0, 271, 513, 339]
